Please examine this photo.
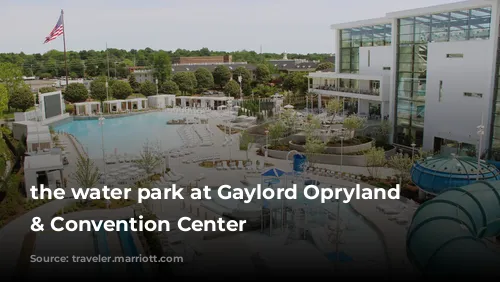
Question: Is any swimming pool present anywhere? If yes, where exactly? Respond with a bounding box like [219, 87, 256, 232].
[55, 112, 187, 158]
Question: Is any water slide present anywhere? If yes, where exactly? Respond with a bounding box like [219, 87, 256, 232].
[118, 229, 144, 276]
[406, 181, 500, 276]
[93, 228, 111, 274]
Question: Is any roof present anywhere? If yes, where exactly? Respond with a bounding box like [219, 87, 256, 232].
[330, 0, 492, 30]
[27, 125, 49, 134]
[73, 101, 100, 105]
[330, 17, 391, 30]
[27, 132, 52, 143]
[410, 154, 500, 194]
[13, 120, 37, 126]
[24, 154, 63, 171]
[103, 99, 126, 103]
[308, 72, 383, 81]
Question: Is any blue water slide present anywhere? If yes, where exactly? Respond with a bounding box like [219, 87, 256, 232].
[94, 228, 111, 274]
[406, 181, 500, 276]
[118, 229, 144, 275]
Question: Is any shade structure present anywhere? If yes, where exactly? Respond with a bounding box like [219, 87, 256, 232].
[411, 154, 500, 194]
[261, 168, 286, 177]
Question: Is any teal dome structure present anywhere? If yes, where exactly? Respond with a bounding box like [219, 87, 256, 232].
[407, 181, 500, 276]
[410, 154, 500, 194]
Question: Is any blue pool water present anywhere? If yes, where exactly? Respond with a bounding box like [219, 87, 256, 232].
[55, 112, 186, 158]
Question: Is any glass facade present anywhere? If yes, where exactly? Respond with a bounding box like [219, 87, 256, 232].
[395, 6, 492, 146]
[340, 24, 392, 73]
[490, 24, 500, 160]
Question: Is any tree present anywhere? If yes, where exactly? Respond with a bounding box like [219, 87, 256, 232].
[387, 153, 413, 184]
[0, 63, 23, 111]
[90, 76, 109, 102]
[70, 154, 100, 195]
[326, 99, 343, 121]
[255, 64, 271, 84]
[194, 68, 214, 91]
[232, 66, 252, 95]
[160, 80, 180, 95]
[38, 87, 57, 94]
[9, 84, 34, 112]
[153, 51, 172, 85]
[304, 137, 325, 168]
[282, 72, 308, 94]
[111, 80, 133, 99]
[212, 65, 231, 89]
[316, 62, 334, 71]
[128, 74, 140, 92]
[224, 80, 240, 97]
[172, 72, 197, 94]
[64, 83, 88, 103]
[343, 115, 365, 138]
[364, 147, 386, 178]
[374, 120, 392, 144]
[136, 140, 163, 177]
[0, 84, 8, 115]
[303, 116, 321, 137]
[280, 109, 298, 133]
[239, 130, 254, 160]
[140, 80, 157, 97]
[267, 121, 286, 147]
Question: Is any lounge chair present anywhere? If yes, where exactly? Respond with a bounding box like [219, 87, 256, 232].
[216, 162, 223, 170]
[196, 173, 205, 181]
[237, 161, 244, 170]
[230, 161, 237, 170]
[222, 161, 229, 170]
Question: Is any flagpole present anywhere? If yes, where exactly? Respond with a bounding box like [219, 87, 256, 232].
[106, 43, 110, 101]
[61, 9, 69, 88]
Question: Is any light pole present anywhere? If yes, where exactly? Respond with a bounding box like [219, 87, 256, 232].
[155, 79, 159, 96]
[265, 130, 269, 161]
[335, 195, 341, 270]
[105, 79, 109, 102]
[477, 120, 485, 181]
[340, 136, 344, 178]
[411, 143, 416, 163]
[228, 120, 233, 161]
[238, 75, 243, 101]
[99, 114, 107, 186]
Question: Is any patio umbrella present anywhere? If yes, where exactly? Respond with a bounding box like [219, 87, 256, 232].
[284, 104, 294, 109]
[261, 168, 286, 177]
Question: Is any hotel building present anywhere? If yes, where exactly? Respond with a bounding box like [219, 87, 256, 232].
[309, 0, 500, 155]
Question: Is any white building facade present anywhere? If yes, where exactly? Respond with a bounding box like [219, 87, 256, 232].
[315, 0, 500, 155]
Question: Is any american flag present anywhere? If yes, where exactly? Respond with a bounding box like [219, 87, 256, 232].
[44, 12, 64, 44]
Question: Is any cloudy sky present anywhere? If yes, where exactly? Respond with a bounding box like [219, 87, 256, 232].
[1, 0, 462, 54]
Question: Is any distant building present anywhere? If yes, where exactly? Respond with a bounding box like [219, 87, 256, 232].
[172, 55, 232, 65]
[131, 62, 257, 84]
[268, 52, 322, 73]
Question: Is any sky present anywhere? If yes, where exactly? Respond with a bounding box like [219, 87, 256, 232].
[0, 0, 463, 54]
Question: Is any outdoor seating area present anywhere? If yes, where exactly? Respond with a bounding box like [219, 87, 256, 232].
[213, 160, 265, 172]
[98, 162, 146, 186]
[105, 153, 141, 164]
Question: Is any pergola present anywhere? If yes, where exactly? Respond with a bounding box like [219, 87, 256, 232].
[73, 102, 101, 116]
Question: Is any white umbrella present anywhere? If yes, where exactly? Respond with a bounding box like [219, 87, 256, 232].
[284, 104, 294, 109]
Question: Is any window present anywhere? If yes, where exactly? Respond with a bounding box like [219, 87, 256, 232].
[383, 67, 391, 70]
[464, 92, 483, 98]
[368, 50, 371, 67]
[446, 53, 464, 58]
[439, 80, 443, 102]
